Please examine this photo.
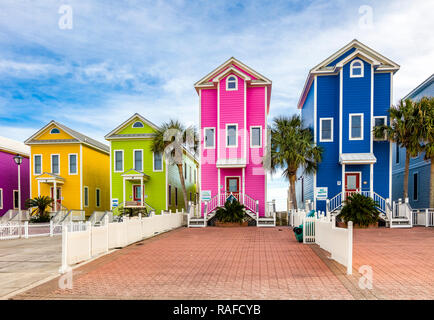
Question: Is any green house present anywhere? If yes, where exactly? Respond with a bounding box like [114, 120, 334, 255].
[105, 113, 199, 214]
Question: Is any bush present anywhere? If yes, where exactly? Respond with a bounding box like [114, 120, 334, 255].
[30, 214, 51, 223]
[214, 199, 246, 223]
[338, 193, 380, 227]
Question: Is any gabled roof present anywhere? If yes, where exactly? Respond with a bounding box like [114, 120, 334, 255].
[105, 113, 160, 140]
[298, 39, 400, 109]
[403, 74, 434, 100]
[0, 136, 30, 156]
[25, 121, 109, 154]
[194, 57, 272, 92]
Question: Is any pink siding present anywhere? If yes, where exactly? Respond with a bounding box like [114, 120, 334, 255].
[199, 63, 269, 217]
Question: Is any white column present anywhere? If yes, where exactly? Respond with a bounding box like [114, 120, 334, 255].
[54, 181, 57, 211]
[123, 177, 126, 205]
[140, 177, 144, 207]
[242, 167, 245, 204]
[370, 163, 374, 198]
[218, 168, 221, 206]
[17, 163, 21, 213]
[38, 180, 41, 197]
[341, 164, 345, 200]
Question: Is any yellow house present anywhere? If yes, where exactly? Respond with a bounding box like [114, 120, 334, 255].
[25, 121, 110, 217]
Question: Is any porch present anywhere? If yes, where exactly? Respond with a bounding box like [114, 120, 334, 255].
[35, 172, 65, 212]
[120, 169, 155, 213]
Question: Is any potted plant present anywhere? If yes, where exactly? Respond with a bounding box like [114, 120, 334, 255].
[337, 193, 380, 228]
[26, 196, 53, 223]
[214, 199, 248, 227]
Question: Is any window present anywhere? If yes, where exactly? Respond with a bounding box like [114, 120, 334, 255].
[132, 121, 144, 128]
[395, 144, 400, 164]
[350, 59, 364, 78]
[51, 154, 60, 174]
[374, 116, 387, 141]
[349, 114, 363, 140]
[68, 154, 77, 175]
[34, 154, 42, 175]
[204, 128, 215, 148]
[226, 124, 238, 147]
[96, 188, 101, 207]
[226, 75, 237, 90]
[168, 185, 172, 206]
[413, 172, 418, 201]
[84, 187, 89, 207]
[175, 187, 178, 206]
[114, 150, 123, 172]
[184, 164, 187, 179]
[0, 189, 2, 209]
[50, 128, 60, 134]
[134, 150, 143, 171]
[153, 152, 163, 171]
[250, 126, 262, 147]
[13, 190, 19, 209]
[320, 118, 333, 142]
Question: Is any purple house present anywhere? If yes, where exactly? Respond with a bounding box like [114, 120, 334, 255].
[0, 136, 30, 216]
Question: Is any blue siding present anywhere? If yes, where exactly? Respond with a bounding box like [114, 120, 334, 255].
[342, 58, 371, 153]
[374, 142, 390, 199]
[301, 85, 314, 130]
[316, 75, 340, 212]
[374, 72, 390, 116]
[346, 164, 370, 191]
[327, 47, 356, 67]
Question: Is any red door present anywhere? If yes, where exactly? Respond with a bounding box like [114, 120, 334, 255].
[50, 187, 62, 211]
[226, 177, 240, 201]
[133, 185, 144, 202]
[345, 173, 360, 198]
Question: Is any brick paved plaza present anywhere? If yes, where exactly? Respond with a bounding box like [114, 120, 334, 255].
[11, 226, 434, 300]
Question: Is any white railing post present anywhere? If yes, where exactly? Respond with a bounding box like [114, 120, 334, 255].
[87, 221, 92, 259]
[50, 220, 54, 237]
[347, 221, 353, 275]
[331, 215, 336, 229]
[105, 214, 109, 252]
[24, 221, 28, 239]
[302, 217, 306, 244]
[426, 209, 429, 227]
[326, 199, 330, 216]
[60, 221, 68, 274]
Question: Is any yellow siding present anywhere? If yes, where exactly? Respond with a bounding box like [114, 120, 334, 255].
[36, 124, 75, 140]
[82, 145, 110, 216]
[30, 144, 81, 211]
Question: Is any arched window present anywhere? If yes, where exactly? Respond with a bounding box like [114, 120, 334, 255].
[226, 75, 237, 90]
[350, 59, 364, 78]
[132, 121, 144, 128]
[50, 128, 60, 134]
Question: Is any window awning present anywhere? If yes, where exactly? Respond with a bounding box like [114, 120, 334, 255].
[121, 169, 150, 181]
[339, 153, 377, 165]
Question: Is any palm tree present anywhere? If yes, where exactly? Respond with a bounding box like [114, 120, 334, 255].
[374, 98, 424, 199]
[268, 115, 322, 210]
[418, 97, 434, 207]
[26, 196, 53, 218]
[151, 120, 198, 209]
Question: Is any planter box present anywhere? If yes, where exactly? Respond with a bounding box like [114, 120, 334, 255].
[215, 221, 248, 227]
[336, 221, 378, 229]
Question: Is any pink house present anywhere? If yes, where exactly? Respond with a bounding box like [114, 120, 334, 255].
[194, 57, 274, 226]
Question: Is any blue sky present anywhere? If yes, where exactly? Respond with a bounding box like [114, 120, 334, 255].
[0, 0, 433, 209]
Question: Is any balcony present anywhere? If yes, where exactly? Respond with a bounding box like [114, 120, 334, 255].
[216, 158, 246, 168]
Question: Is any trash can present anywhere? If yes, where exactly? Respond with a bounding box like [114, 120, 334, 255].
[293, 225, 303, 242]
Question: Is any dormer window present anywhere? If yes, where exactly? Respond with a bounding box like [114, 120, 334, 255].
[226, 75, 237, 91]
[50, 128, 60, 134]
[350, 59, 364, 78]
[132, 121, 144, 128]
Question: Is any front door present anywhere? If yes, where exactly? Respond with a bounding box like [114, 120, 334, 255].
[50, 187, 62, 211]
[345, 172, 360, 198]
[226, 177, 240, 201]
[133, 185, 144, 202]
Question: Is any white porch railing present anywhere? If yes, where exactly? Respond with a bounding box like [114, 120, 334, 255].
[412, 208, 434, 227]
[327, 190, 388, 215]
[0, 221, 63, 240]
[204, 192, 259, 214]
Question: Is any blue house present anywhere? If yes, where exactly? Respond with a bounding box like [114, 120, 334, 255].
[392, 74, 433, 209]
[296, 39, 400, 214]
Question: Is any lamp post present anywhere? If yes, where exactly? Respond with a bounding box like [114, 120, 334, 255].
[13, 154, 23, 214]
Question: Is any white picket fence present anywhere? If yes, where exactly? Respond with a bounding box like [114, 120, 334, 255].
[0, 221, 63, 240]
[60, 211, 186, 273]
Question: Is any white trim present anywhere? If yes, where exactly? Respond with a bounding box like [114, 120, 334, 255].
[217, 82, 220, 159]
[370, 65, 374, 152]
[344, 171, 362, 191]
[133, 149, 143, 172]
[226, 75, 238, 91]
[131, 121, 144, 128]
[250, 126, 262, 148]
[113, 149, 124, 173]
[339, 70, 343, 154]
[50, 154, 60, 175]
[80, 144, 83, 210]
[218, 168, 221, 200]
[0, 188, 3, 209]
[265, 86, 268, 212]
[313, 76, 317, 210]
[13, 190, 19, 209]
[95, 188, 101, 208]
[203, 127, 216, 149]
[198, 88, 201, 206]
[350, 59, 364, 78]
[109, 142, 112, 210]
[389, 72, 393, 200]
[224, 176, 241, 193]
[153, 152, 163, 172]
[244, 79, 247, 160]
[104, 113, 160, 139]
[165, 161, 169, 209]
[68, 153, 78, 175]
[373, 116, 388, 141]
[319, 118, 334, 142]
[83, 186, 89, 207]
[33, 154, 42, 175]
[370, 164, 374, 198]
[349, 113, 364, 140]
[225, 123, 238, 148]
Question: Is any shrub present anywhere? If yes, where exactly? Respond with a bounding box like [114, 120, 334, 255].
[214, 199, 246, 223]
[338, 193, 380, 227]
